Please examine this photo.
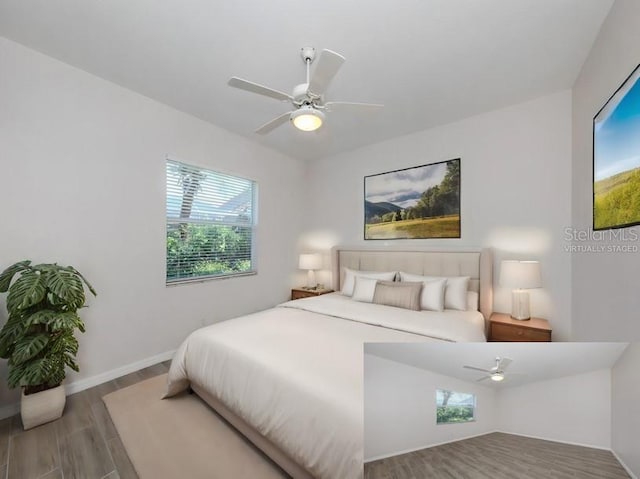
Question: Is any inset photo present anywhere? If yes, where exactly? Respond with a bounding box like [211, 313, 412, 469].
[364, 342, 638, 479]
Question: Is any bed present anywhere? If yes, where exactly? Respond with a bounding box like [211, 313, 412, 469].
[164, 247, 493, 479]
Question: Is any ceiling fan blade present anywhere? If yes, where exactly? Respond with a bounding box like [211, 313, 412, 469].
[255, 112, 292, 135]
[463, 366, 492, 373]
[308, 49, 345, 97]
[324, 101, 384, 112]
[499, 358, 513, 371]
[228, 77, 293, 102]
[476, 376, 491, 382]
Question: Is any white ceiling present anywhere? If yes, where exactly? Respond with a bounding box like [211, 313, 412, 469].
[365, 342, 628, 388]
[0, 0, 613, 160]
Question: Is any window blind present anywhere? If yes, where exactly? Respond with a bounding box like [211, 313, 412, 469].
[166, 159, 256, 283]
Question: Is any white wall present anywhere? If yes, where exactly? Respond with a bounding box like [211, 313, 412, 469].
[497, 369, 612, 449]
[0, 37, 306, 409]
[612, 343, 640, 477]
[304, 91, 573, 340]
[364, 353, 497, 461]
[571, 0, 640, 340]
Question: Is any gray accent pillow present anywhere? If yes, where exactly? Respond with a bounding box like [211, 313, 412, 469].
[373, 281, 423, 311]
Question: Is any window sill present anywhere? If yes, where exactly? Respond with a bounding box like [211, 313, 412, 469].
[166, 271, 257, 287]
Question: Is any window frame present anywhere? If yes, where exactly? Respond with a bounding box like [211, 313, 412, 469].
[436, 388, 476, 425]
[165, 158, 258, 286]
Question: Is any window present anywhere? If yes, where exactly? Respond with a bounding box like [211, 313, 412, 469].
[436, 389, 476, 424]
[166, 159, 256, 284]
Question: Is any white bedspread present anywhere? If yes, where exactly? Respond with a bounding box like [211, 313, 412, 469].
[164, 293, 485, 479]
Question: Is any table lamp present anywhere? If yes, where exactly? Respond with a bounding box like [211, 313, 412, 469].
[500, 260, 541, 320]
[299, 253, 322, 289]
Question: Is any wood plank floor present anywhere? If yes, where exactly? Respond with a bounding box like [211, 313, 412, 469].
[0, 360, 171, 479]
[365, 432, 631, 479]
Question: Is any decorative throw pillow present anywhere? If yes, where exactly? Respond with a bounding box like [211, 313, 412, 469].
[399, 273, 470, 311]
[372, 281, 423, 311]
[351, 276, 379, 303]
[341, 268, 397, 296]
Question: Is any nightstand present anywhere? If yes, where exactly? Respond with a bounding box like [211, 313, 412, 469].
[291, 287, 334, 300]
[489, 313, 552, 342]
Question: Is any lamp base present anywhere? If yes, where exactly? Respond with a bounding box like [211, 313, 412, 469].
[306, 270, 316, 289]
[511, 289, 531, 320]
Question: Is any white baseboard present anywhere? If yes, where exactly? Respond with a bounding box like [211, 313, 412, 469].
[365, 429, 616, 464]
[612, 450, 638, 479]
[494, 430, 611, 451]
[364, 430, 498, 463]
[0, 349, 175, 420]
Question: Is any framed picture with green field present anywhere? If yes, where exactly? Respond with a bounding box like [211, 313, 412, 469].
[593, 63, 640, 231]
[364, 158, 460, 240]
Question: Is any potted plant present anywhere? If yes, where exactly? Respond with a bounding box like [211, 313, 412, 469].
[0, 260, 96, 429]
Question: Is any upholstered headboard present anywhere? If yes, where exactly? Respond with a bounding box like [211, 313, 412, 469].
[331, 246, 493, 321]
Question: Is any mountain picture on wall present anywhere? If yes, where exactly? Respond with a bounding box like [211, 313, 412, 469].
[594, 63, 640, 230]
[364, 158, 461, 239]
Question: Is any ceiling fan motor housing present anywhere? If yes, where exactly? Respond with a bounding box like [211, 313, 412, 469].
[292, 83, 313, 103]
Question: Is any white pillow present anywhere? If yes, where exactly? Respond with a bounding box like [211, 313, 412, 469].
[352, 276, 379, 303]
[398, 276, 446, 311]
[341, 268, 396, 296]
[399, 272, 470, 311]
[467, 291, 479, 311]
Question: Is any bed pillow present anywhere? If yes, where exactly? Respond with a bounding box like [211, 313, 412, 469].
[351, 276, 379, 303]
[398, 276, 446, 311]
[399, 272, 470, 311]
[372, 281, 423, 311]
[341, 268, 397, 296]
[467, 291, 479, 311]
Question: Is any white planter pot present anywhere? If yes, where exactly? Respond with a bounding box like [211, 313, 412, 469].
[21, 385, 66, 430]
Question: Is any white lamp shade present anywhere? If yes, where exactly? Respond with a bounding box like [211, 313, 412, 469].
[299, 253, 322, 271]
[500, 260, 542, 289]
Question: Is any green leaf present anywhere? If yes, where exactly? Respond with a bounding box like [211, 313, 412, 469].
[45, 268, 85, 309]
[0, 315, 26, 358]
[15, 358, 50, 388]
[64, 266, 97, 297]
[0, 260, 31, 293]
[25, 310, 58, 327]
[6, 271, 46, 314]
[10, 333, 49, 366]
[26, 310, 84, 332]
[7, 362, 27, 388]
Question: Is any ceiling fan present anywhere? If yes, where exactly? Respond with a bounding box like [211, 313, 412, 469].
[463, 357, 518, 382]
[228, 47, 383, 134]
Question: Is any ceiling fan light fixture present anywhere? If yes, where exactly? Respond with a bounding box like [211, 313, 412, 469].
[291, 106, 324, 132]
[491, 372, 505, 382]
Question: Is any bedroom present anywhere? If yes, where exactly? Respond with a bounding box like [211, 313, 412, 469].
[0, 0, 639, 478]
[364, 342, 639, 478]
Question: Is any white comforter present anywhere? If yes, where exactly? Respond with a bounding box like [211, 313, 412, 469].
[164, 293, 485, 479]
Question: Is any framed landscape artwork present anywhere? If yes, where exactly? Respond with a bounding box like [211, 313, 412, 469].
[364, 159, 460, 240]
[593, 63, 640, 231]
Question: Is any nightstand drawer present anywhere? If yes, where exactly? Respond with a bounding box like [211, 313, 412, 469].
[291, 289, 314, 300]
[491, 323, 551, 342]
[291, 288, 333, 300]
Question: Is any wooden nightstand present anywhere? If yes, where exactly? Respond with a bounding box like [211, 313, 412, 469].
[489, 313, 552, 342]
[291, 287, 334, 300]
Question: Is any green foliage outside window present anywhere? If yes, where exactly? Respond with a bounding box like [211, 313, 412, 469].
[166, 224, 252, 281]
[436, 388, 476, 424]
[436, 405, 475, 424]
